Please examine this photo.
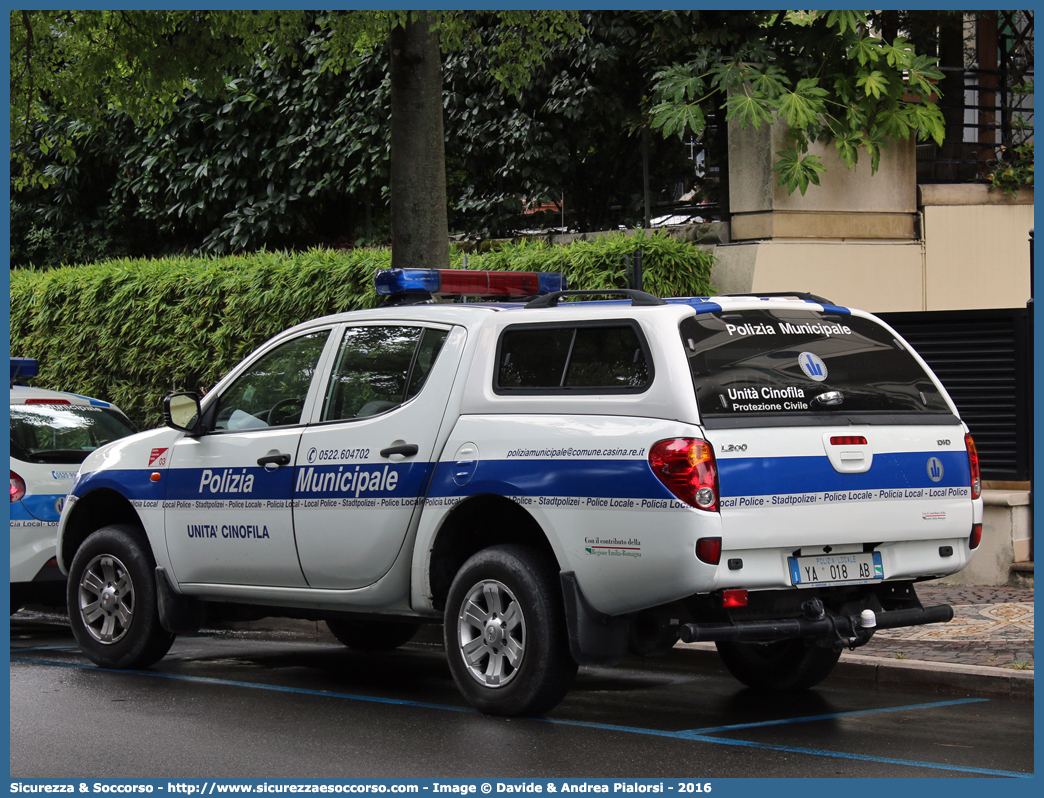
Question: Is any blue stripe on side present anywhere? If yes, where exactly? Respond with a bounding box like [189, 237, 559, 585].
[10, 502, 37, 521]
[665, 298, 723, 314]
[71, 469, 165, 501]
[718, 451, 970, 497]
[165, 465, 292, 501]
[65, 392, 111, 407]
[75, 463, 438, 503]
[428, 459, 673, 501]
[18, 494, 65, 522]
[286, 462, 434, 500]
[817, 303, 851, 315]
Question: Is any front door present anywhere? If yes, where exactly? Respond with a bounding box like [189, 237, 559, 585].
[164, 330, 330, 587]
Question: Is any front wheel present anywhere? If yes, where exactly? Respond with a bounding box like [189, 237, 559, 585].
[67, 525, 175, 669]
[715, 638, 841, 691]
[444, 545, 577, 716]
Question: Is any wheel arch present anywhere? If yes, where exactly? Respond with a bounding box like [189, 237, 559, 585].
[60, 488, 146, 571]
[427, 494, 559, 612]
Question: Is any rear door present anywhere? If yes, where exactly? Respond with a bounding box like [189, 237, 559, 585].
[293, 322, 465, 589]
[680, 308, 973, 565]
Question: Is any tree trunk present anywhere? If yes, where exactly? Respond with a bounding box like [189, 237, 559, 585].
[389, 15, 450, 270]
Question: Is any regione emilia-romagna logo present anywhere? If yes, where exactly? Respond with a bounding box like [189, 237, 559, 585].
[927, 457, 944, 482]
[798, 352, 828, 381]
[149, 448, 168, 467]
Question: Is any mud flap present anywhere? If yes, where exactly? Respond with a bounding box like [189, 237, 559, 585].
[559, 571, 629, 666]
[155, 566, 207, 634]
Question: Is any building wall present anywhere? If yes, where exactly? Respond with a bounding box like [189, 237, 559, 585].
[709, 186, 1033, 314]
[921, 185, 1034, 311]
[729, 123, 918, 242]
[711, 241, 925, 312]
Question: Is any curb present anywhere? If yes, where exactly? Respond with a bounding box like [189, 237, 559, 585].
[673, 641, 1033, 699]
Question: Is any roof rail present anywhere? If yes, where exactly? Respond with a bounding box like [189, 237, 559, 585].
[716, 291, 836, 306]
[525, 289, 667, 309]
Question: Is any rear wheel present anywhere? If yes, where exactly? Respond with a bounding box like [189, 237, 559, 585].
[67, 525, 175, 669]
[444, 545, 577, 716]
[325, 619, 421, 650]
[716, 639, 841, 690]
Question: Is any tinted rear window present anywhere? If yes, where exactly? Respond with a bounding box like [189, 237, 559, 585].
[681, 310, 950, 421]
[10, 405, 138, 464]
[496, 322, 651, 393]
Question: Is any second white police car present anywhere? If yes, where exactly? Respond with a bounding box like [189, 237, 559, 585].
[11, 358, 137, 610]
[57, 269, 982, 715]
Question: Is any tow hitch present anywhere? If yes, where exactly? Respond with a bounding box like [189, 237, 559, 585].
[679, 601, 954, 645]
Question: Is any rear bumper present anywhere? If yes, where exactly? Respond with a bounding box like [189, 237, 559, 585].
[680, 603, 954, 644]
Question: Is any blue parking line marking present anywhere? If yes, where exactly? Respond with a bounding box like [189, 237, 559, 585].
[655, 734, 1034, 777]
[12, 654, 1031, 779]
[678, 697, 990, 735]
[11, 645, 80, 651]
[11, 655, 476, 714]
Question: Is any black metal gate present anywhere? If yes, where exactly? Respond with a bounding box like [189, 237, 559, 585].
[878, 308, 1032, 482]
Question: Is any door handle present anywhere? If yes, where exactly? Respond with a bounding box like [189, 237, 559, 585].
[380, 443, 419, 459]
[257, 453, 291, 469]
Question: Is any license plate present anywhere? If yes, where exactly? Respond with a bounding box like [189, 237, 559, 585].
[788, 552, 883, 588]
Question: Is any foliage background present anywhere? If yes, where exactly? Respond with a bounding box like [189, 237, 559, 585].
[10, 233, 715, 429]
[10, 11, 705, 268]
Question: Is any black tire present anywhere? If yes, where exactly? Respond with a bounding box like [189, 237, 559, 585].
[326, 619, 421, 650]
[66, 524, 175, 669]
[444, 544, 577, 716]
[715, 638, 842, 691]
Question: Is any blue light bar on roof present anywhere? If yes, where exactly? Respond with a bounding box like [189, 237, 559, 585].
[375, 269, 566, 298]
[11, 358, 38, 379]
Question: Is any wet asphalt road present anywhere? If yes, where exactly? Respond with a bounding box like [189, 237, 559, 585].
[9, 613, 1033, 780]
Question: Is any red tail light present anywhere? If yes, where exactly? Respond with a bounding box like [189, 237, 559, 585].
[649, 438, 719, 511]
[696, 537, 722, 565]
[965, 433, 981, 500]
[24, 398, 71, 405]
[969, 523, 983, 549]
[830, 436, 867, 446]
[10, 471, 26, 503]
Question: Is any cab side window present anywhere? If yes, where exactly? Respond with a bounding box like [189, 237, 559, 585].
[212, 332, 329, 431]
[321, 326, 449, 421]
[495, 322, 651, 393]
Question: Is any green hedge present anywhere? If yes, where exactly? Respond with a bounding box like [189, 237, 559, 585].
[10, 231, 715, 428]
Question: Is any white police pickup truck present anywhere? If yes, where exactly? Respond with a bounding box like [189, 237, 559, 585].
[57, 269, 983, 716]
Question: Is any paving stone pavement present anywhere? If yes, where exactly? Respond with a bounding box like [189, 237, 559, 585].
[855, 584, 1034, 671]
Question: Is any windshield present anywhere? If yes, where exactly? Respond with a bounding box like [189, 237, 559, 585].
[10, 405, 137, 464]
[680, 309, 953, 425]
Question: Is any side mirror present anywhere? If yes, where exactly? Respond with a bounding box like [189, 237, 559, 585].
[163, 392, 203, 436]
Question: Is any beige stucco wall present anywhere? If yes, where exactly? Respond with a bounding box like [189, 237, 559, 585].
[729, 120, 917, 241]
[931, 493, 1031, 586]
[709, 186, 1032, 313]
[921, 186, 1033, 310]
[711, 241, 925, 313]
[730, 121, 918, 215]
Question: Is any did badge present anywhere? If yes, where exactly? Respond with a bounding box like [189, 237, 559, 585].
[799, 351, 828, 381]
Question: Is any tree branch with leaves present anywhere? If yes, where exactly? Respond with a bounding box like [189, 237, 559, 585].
[649, 10, 945, 195]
